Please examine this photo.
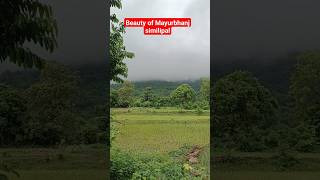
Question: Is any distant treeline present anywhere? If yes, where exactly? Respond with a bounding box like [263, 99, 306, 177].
[111, 80, 201, 97]
[2, 51, 317, 153]
[110, 79, 210, 110]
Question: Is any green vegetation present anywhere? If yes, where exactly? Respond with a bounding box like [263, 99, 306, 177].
[211, 51, 320, 179]
[109, 71, 210, 178]
[110, 0, 134, 83]
[111, 107, 210, 179]
[212, 172, 320, 180]
[112, 108, 209, 153]
[0, 62, 108, 179]
[213, 71, 279, 151]
[0, 62, 107, 146]
[0, 1, 109, 179]
[111, 80, 202, 96]
[7, 170, 106, 180]
[111, 79, 209, 110]
[212, 53, 320, 152]
[108, 14, 211, 175]
[0, 0, 58, 69]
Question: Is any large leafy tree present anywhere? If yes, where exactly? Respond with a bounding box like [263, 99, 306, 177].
[0, 85, 26, 146]
[23, 62, 79, 145]
[110, 0, 134, 82]
[110, 89, 119, 107]
[290, 51, 320, 139]
[0, 0, 58, 69]
[213, 71, 278, 151]
[117, 81, 134, 107]
[199, 77, 210, 102]
[143, 87, 153, 102]
[171, 84, 196, 108]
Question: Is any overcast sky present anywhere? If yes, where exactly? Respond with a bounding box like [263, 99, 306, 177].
[1, 0, 210, 81]
[112, 0, 210, 81]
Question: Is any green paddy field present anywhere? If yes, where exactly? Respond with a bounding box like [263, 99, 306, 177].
[3, 108, 320, 179]
[112, 107, 210, 154]
[111, 107, 210, 178]
[113, 108, 320, 180]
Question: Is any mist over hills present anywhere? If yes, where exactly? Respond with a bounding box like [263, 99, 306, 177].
[1, 54, 297, 96]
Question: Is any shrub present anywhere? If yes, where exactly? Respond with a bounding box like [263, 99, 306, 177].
[195, 106, 203, 115]
[111, 150, 138, 180]
[79, 126, 101, 144]
[273, 145, 299, 171]
[110, 150, 203, 179]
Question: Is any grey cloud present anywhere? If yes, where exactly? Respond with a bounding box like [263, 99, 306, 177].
[113, 0, 210, 81]
[1, 0, 210, 82]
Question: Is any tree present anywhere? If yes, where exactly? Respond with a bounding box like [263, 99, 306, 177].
[23, 62, 80, 145]
[117, 81, 134, 108]
[143, 87, 153, 102]
[199, 77, 210, 102]
[171, 84, 196, 108]
[0, 85, 26, 146]
[0, 0, 58, 69]
[213, 71, 278, 151]
[110, 89, 119, 107]
[110, 0, 134, 82]
[290, 51, 320, 140]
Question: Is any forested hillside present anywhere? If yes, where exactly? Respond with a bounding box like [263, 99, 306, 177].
[111, 80, 201, 96]
[0, 57, 297, 107]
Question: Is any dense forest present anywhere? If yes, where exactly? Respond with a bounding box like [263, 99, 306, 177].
[0, 53, 301, 148]
[110, 79, 208, 109]
[212, 51, 320, 171]
[0, 62, 108, 146]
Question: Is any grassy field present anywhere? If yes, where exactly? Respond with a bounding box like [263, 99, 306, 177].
[7, 170, 107, 180]
[211, 150, 320, 180]
[111, 107, 210, 154]
[111, 108, 320, 179]
[0, 144, 107, 179]
[212, 171, 320, 180]
[111, 107, 210, 178]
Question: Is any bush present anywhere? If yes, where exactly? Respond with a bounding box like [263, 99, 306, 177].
[110, 150, 203, 179]
[291, 124, 316, 152]
[79, 126, 106, 144]
[132, 161, 185, 180]
[182, 102, 194, 110]
[132, 98, 143, 107]
[0, 85, 26, 146]
[195, 105, 203, 115]
[142, 101, 152, 107]
[273, 145, 299, 171]
[196, 100, 209, 110]
[111, 150, 137, 180]
[237, 127, 267, 152]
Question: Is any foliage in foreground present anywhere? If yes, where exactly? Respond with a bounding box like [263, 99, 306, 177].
[111, 149, 207, 180]
[213, 71, 279, 151]
[0, 0, 58, 69]
[110, 0, 134, 83]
